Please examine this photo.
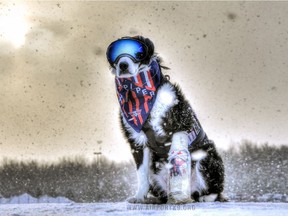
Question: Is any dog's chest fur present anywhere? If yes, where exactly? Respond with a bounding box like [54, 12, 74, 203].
[121, 81, 195, 160]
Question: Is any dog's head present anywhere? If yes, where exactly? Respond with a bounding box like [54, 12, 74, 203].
[106, 36, 155, 78]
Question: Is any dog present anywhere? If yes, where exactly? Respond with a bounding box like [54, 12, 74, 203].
[106, 36, 226, 203]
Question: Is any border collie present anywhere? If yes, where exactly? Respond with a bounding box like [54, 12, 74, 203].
[106, 36, 226, 204]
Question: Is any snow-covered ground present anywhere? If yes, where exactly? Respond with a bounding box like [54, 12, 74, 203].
[0, 193, 73, 204]
[0, 202, 287, 216]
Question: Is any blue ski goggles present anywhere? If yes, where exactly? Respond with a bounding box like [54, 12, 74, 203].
[106, 38, 149, 67]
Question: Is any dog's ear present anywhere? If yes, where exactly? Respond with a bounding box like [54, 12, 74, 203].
[144, 37, 154, 58]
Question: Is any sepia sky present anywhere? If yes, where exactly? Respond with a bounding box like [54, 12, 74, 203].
[0, 1, 288, 162]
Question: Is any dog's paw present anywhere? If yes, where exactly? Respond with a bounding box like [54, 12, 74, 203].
[144, 197, 165, 204]
[126, 196, 146, 204]
[199, 194, 218, 202]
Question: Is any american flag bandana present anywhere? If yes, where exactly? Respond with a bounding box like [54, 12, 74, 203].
[115, 60, 162, 133]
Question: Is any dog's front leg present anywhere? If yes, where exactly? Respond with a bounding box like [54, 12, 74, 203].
[127, 147, 150, 203]
[167, 131, 193, 204]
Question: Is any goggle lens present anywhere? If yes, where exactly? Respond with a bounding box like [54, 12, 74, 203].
[107, 39, 148, 65]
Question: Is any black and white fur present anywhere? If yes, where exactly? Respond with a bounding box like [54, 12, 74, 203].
[110, 36, 226, 203]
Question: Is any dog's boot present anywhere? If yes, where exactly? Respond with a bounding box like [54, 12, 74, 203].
[167, 132, 194, 204]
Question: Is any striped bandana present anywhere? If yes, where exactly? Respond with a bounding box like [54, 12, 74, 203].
[115, 60, 162, 133]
